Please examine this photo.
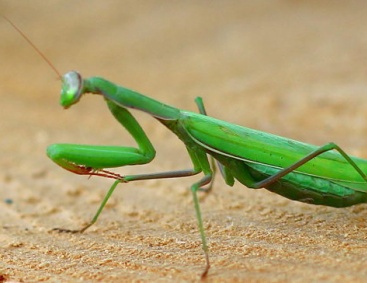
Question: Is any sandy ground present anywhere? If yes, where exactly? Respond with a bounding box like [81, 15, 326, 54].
[2, 1, 367, 282]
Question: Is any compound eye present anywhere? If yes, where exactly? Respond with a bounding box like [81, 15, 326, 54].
[60, 71, 83, 108]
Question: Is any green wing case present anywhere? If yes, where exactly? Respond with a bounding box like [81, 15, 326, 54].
[180, 111, 367, 188]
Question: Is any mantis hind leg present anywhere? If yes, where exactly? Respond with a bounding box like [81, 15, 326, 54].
[252, 142, 367, 189]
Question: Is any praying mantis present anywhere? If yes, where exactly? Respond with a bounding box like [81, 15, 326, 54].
[6, 16, 367, 279]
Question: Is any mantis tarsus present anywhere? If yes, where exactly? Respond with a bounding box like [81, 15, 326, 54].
[7, 16, 367, 279]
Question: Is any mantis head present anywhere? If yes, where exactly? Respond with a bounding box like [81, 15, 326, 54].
[60, 71, 84, 108]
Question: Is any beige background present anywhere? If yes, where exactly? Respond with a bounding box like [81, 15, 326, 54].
[2, 1, 367, 282]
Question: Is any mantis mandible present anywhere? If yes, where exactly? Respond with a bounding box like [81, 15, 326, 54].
[6, 16, 367, 279]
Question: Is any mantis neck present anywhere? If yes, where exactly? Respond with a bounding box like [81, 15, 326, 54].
[83, 77, 181, 120]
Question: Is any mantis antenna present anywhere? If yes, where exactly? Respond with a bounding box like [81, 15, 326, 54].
[3, 15, 62, 79]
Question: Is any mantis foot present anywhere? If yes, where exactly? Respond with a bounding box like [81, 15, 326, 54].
[52, 223, 92, 234]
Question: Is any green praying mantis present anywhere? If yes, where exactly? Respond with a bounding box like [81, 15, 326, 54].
[6, 16, 367, 279]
